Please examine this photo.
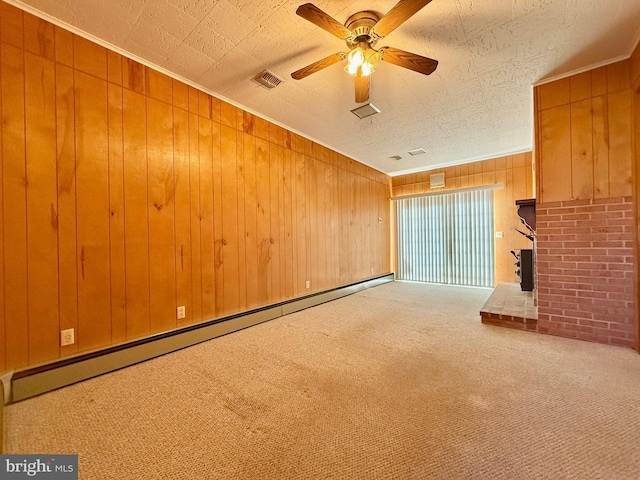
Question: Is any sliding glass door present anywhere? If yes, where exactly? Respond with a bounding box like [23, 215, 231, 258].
[396, 189, 494, 287]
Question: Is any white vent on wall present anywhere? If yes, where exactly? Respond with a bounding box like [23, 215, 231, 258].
[251, 70, 283, 89]
[430, 173, 445, 188]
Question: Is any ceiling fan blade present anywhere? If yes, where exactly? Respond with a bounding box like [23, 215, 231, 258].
[296, 3, 353, 40]
[381, 47, 438, 75]
[372, 0, 433, 38]
[355, 69, 370, 103]
[291, 52, 345, 80]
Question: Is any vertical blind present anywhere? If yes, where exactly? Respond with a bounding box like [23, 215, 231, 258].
[396, 189, 494, 287]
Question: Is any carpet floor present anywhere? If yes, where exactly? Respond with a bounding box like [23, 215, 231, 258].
[5, 281, 640, 479]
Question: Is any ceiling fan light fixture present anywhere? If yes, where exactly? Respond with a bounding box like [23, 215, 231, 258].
[344, 47, 381, 77]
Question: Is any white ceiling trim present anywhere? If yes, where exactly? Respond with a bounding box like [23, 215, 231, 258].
[532, 53, 632, 87]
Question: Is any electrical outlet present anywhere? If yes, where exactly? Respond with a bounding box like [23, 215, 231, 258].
[177, 306, 186, 320]
[305, 280, 310, 289]
[495, 231, 504, 238]
[61, 328, 74, 347]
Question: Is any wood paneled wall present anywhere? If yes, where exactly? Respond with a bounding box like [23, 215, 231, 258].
[391, 152, 535, 285]
[632, 41, 640, 351]
[0, 3, 391, 370]
[535, 59, 634, 203]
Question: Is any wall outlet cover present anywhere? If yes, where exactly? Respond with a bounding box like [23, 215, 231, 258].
[61, 328, 74, 347]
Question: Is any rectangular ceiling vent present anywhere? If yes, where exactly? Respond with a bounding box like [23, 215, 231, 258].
[408, 148, 427, 156]
[251, 70, 283, 89]
[351, 103, 380, 119]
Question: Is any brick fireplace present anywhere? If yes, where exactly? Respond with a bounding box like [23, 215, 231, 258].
[536, 197, 635, 347]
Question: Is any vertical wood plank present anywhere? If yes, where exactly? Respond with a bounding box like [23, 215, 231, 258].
[199, 91, 211, 119]
[606, 60, 630, 93]
[211, 97, 221, 124]
[23, 13, 54, 61]
[539, 78, 571, 110]
[539, 104, 572, 202]
[146, 69, 172, 104]
[173, 107, 193, 325]
[256, 138, 271, 305]
[188, 87, 198, 114]
[123, 58, 146, 95]
[25, 52, 59, 363]
[188, 113, 202, 323]
[244, 133, 259, 308]
[73, 36, 107, 80]
[172, 79, 188, 111]
[123, 89, 150, 338]
[591, 67, 608, 96]
[107, 84, 126, 343]
[55, 64, 78, 356]
[236, 131, 247, 310]
[382, 180, 391, 273]
[294, 152, 307, 295]
[494, 171, 508, 282]
[221, 125, 240, 314]
[282, 148, 294, 299]
[54, 27, 73, 67]
[212, 121, 224, 317]
[1, 44, 29, 368]
[147, 98, 177, 332]
[75, 71, 111, 351]
[1, 3, 23, 48]
[339, 168, 350, 285]
[307, 157, 318, 291]
[269, 143, 283, 303]
[198, 116, 215, 320]
[107, 51, 122, 86]
[316, 159, 327, 290]
[592, 95, 610, 198]
[221, 101, 235, 128]
[329, 164, 340, 285]
[570, 71, 591, 102]
[607, 90, 632, 196]
[570, 98, 594, 199]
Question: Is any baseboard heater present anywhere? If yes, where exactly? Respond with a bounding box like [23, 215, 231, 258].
[6, 274, 394, 404]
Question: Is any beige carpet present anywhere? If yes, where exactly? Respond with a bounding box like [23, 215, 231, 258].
[6, 281, 640, 479]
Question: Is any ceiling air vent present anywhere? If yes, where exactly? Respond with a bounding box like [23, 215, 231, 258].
[351, 103, 380, 119]
[408, 148, 427, 156]
[251, 70, 283, 89]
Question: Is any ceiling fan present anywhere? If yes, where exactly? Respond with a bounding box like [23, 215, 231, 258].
[291, 0, 438, 103]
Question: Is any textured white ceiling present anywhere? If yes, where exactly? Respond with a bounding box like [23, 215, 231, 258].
[11, 0, 640, 175]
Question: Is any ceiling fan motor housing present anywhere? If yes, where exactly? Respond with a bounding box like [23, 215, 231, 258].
[345, 11, 380, 47]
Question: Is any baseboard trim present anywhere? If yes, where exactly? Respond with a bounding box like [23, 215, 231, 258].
[8, 274, 394, 404]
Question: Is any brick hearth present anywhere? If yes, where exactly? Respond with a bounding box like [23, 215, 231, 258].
[480, 282, 538, 332]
